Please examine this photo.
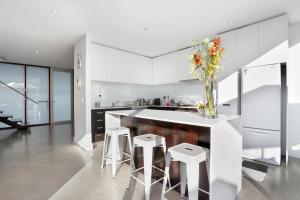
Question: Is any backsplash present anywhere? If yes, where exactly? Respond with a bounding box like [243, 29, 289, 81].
[153, 82, 204, 105]
[91, 81, 154, 107]
[91, 81, 204, 107]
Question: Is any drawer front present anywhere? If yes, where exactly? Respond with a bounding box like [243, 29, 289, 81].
[242, 128, 281, 165]
[92, 110, 105, 119]
[91, 109, 106, 142]
[94, 118, 104, 123]
[94, 125, 105, 133]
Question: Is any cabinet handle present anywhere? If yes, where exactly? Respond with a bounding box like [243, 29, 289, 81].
[222, 104, 231, 106]
[97, 119, 103, 122]
[97, 127, 103, 130]
[96, 112, 103, 115]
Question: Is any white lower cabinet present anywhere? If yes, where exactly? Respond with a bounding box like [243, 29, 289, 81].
[242, 128, 281, 165]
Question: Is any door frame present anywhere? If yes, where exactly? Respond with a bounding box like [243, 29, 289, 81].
[0, 61, 51, 129]
[25, 65, 51, 126]
[50, 68, 74, 124]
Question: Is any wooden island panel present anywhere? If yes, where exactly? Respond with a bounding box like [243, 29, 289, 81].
[121, 116, 211, 196]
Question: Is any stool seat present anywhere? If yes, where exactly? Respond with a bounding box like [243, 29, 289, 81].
[161, 143, 210, 200]
[133, 134, 165, 148]
[101, 126, 133, 178]
[106, 127, 130, 135]
[128, 133, 169, 200]
[168, 143, 207, 164]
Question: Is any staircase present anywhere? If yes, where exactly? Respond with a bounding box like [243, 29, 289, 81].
[0, 110, 26, 130]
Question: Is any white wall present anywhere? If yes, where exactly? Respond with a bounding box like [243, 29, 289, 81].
[74, 35, 87, 143]
[73, 34, 93, 151]
[288, 22, 300, 158]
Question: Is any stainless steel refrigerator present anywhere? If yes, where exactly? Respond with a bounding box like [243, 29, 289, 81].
[241, 63, 287, 165]
[217, 63, 287, 165]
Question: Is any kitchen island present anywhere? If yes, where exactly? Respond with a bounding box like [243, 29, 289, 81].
[106, 109, 242, 200]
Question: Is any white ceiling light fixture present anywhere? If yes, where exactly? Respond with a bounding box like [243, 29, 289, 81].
[52, 9, 59, 14]
[35, 50, 40, 54]
[228, 21, 233, 25]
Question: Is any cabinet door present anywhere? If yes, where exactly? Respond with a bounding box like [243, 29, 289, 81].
[153, 48, 193, 84]
[129, 56, 152, 85]
[176, 48, 194, 81]
[236, 24, 260, 68]
[102, 46, 152, 84]
[218, 30, 237, 81]
[153, 55, 176, 84]
[259, 15, 288, 64]
[152, 54, 174, 84]
[217, 72, 239, 115]
[242, 64, 281, 130]
[90, 44, 107, 81]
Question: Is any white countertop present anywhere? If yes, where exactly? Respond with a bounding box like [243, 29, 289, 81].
[106, 109, 239, 128]
[92, 105, 196, 110]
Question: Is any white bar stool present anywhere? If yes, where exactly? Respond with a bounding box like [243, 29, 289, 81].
[161, 143, 209, 200]
[101, 127, 133, 178]
[127, 133, 170, 200]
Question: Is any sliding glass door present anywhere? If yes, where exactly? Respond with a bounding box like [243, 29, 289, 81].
[26, 66, 50, 125]
[52, 70, 72, 122]
[0, 63, 25, 128]
[0, 63, 69, 129]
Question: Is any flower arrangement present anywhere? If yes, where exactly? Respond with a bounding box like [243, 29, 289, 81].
[189, 37, 224, 118]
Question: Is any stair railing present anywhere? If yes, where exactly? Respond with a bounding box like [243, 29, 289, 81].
[0, 80, 39, 104]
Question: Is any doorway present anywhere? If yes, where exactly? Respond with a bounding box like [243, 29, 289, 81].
[51, 69, 73, 123]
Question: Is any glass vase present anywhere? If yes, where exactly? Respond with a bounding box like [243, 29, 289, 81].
[204, 81, 217, 119]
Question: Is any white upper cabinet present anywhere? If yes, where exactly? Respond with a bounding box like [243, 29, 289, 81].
[218, 15, 288, 80]
[218, 30, 237, 81]
[89, 16, 288, 85]
[90, 44, 107, 81]
[236, 24, 260, 69]
[90, 44, 152, 85]
[217, 72, 239, 115]
[258, 15, 288, 65]
[153, 48, 193, 84]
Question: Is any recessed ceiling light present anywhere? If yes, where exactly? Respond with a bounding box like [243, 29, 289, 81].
[35, 50, 39, 54]
[228, 21, 233, 25]
[52, 9, 59, 14]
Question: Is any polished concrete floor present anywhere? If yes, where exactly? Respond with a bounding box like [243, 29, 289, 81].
[50, 141, 300, 200]
[0, 123, 90, 200]
[2, 124, 300, 200]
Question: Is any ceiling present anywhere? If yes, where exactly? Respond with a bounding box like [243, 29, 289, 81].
[1, 0, 300, 69]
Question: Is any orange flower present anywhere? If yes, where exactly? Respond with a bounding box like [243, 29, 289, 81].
[214, 37, 221, 47]
[220, 47, 225, 53]
[193, 53, 201, 66]
[209, 47, 217, 56]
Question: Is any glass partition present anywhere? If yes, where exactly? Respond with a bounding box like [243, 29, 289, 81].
[0, 63, 25, 128]
[53, 70, 72, 122]
[26, 66, 49, 125]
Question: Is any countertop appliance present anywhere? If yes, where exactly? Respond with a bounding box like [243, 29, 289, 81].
[241, 63, 287, 165]
[152, 98, 161, 106]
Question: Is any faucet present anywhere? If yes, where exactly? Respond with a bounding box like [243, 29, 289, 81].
[112, 100, 119, 107]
